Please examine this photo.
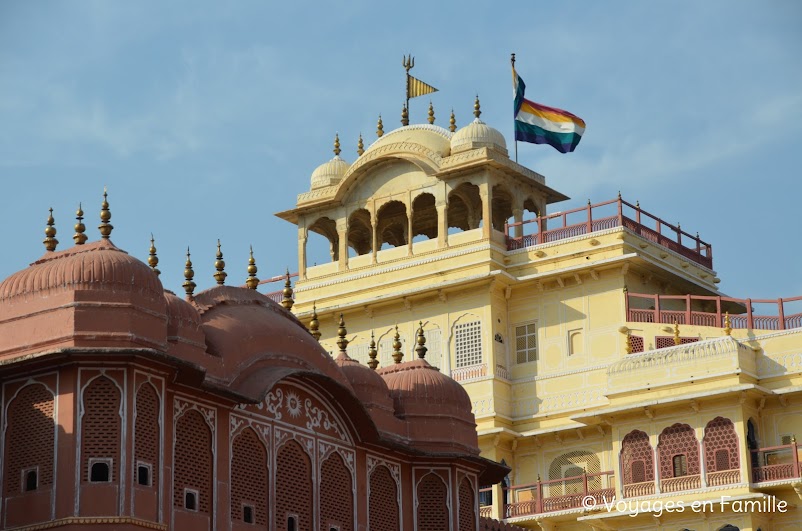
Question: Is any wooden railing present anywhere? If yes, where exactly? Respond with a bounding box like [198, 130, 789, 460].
[627, 292, 802, 331]
[751, 442, 801, 483]
[503, 471, 615, 517]
[504, 196, 712, 269]
[479, 487, 493, 518]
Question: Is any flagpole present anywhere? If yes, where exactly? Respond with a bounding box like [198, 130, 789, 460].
[511, 53, 518, 163]
[403, 55, 414, 124]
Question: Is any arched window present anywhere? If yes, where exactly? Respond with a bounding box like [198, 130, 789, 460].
[658, 424, 700, 480]
[411, 193, 438, 242]
[620, 430, 654, 496]
[369, 465, 399, 531]
[347, 209, 372, 256]
[308, 217, 339, 263]
[376, 201, 408, 249]
[447, 182, 482, 234]
[231, 428, 267, 526]
[416, 473, 450, 530]
[491, 184, 513, 232]
[275, 440, 312, 530]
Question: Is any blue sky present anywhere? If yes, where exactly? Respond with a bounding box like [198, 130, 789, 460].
[1, 1, 800, 301]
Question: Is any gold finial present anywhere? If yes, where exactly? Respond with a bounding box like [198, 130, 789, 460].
[148, 234, 160, 276]
[415, 321, 427, 359]
[673, 320, 681, 345]
[281, 269, 294, 310]
[213, 239, 227, 285]
[357, 133, 364, 156]
[377, 115, 384, 137]
[392, 325, 403, 364]
[183, 247, 196, 301]
[73, 203, 87, 245]
[368, 330, 378, 370]
[791, 434, 797, 446]
[723, 312, 732, 336]
[245, 245, 259, 289]
[427, 101, 435, 124]
[473, 95, 481, 119]
[336, 314, 349, 355]
[636, 200, 640, 209]
[617, 190, 622, 200]
[333, 133, 341, 157]
[401, 103, 409, 126]
[98, 187, 113, 239]
[309, 303, 321, 341]
[43, 207, 58, 252]
[624, 332, 632, 354]
[449, 109, 456, 132]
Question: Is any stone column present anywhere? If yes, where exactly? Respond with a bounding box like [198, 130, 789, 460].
[480, 181, 492, 239]
[437, 203, 448, 248]
[297, 226, 307, 280]
[337, 219, 348, 271]
[512, 208, 524, 238]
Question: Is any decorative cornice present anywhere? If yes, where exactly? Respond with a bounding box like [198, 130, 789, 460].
[5, 517, 167, 530]
[608, 336, 745, 375]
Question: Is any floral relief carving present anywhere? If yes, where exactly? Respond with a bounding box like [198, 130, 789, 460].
[304, 398, 345, 440]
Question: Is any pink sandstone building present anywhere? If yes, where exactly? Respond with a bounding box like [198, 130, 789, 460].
[0, 197, 509, 531]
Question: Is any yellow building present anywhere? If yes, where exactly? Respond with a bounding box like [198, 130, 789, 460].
[275, 102, 802, 531]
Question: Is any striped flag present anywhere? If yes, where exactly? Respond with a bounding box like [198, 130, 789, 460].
[408, 75, 438, 99]
[513, 68, 585, 153]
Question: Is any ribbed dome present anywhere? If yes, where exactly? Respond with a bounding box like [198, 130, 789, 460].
[364, 124, 452, 157]
[310, 156, 349, 189]
[379, 359, 478, 454]
[450, 118, 508, 154]
[334, 352, 395, 413]
[0, 239, 163, 301]
[164, 290, 203, 339]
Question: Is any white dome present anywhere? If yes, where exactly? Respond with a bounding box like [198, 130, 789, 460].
[450, 118, 507, 154]
[310, 156, 349, 190]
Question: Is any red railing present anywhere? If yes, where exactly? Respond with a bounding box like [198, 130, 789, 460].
[751, 442, 801, 483]
[503, 471, 615, 517]
[258, 271, 298, 304]
[479, 487, 493, 518]
[504, 197, 713, 269]
[627, 292, 802, 331]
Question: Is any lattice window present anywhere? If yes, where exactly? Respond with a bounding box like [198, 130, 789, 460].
[275, 440, 312, 531]
[174, 409, 212, 514]
[514, 322, 538, 364]
[417, 473, 449, 530]
[369, 465, 399, 531]
[134, 384, 159, 490]
[3, 384, 54, 495]
[548, 450, 601, 496]
[658, 423, 700, 479]
[320, 452, 353, 531]
[455, 321, 483, 368]
[703, 417, 740, 472]
[458, 478, 475, 531]
[423, 328, 443, 368]
[655, 336, 699, 349]
[231, 428, 267, 526]
[621, 430, 654, 484]
[629, 336, 644, 353]
[82, 377, 121, 484]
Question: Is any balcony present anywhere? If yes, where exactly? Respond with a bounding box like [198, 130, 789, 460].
[504, 196, 713, 269]
[452, 363, 487, 382]
[503, 472, 615, 518]
[751, 442, 801, 483]
[627, 292, 802, 332]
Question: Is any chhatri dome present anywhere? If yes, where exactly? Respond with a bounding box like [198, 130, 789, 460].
[309, 133, 349, 189]
[450, 95, 507, 154]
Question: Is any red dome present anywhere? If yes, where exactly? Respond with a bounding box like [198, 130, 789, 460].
[379, 359, 479, 455]
[334, 352, 394, 413]
[163, 290, 206, 361]
[193, 285, 353, 398]
[0, 240, 163, 301]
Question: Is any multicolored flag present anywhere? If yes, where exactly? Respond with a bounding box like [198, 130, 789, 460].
[513, 67, 585, 153]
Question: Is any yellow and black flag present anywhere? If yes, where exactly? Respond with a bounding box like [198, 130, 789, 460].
[407, 75, 438, 99]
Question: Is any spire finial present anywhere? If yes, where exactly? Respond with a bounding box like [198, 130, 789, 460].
[368, 330, 378, 370]
[309, 303, 321, 341]
[245, 245, 259, 289]
[281, 269, 294, 310]
[357, 133, 364, 156]
[148, 234, 160, 276]
[377, 114, 384, 138]
[43, 207, 58, 252]
[336, 314, 349, 355]
[427, 101, 435, 124]
[673, 320, 681, 346]
[98, 187, 113, 239]
[73, 203, 87, 245]
[473, 95, 481, 119]
[392, 325, 403, 364]
[183, 247, 196, 301]
[333, 133, 341, 157]
[723, 312, 732, 336]
[415, 321, 427, 359]
[213, 239, 227, 285]
[449, 109, 456, 132]
[401, 103, 409, 126]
